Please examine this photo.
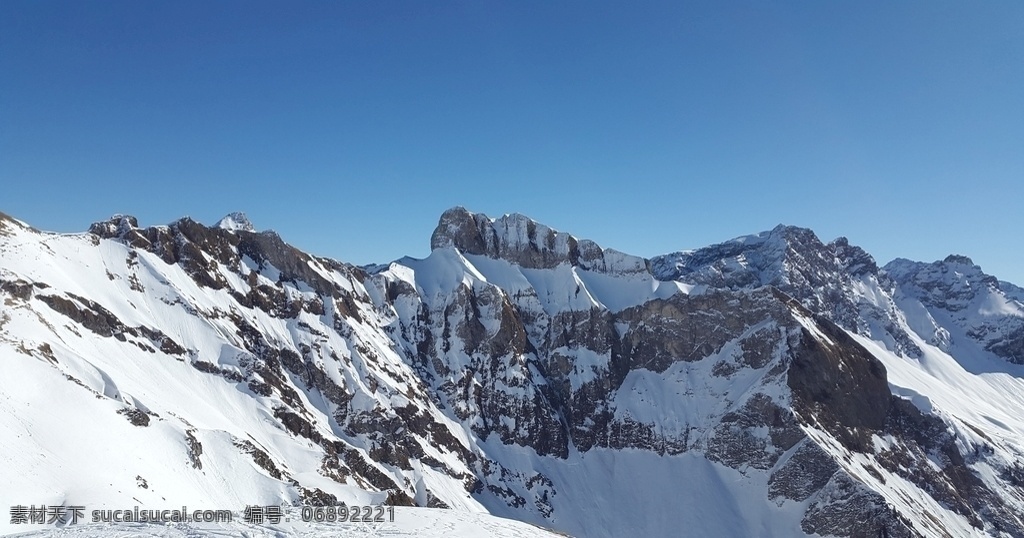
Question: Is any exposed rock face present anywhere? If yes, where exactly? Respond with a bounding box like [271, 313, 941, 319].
[2, 208, 1024, 538]
[800, 472, 915, 538]
[787, 314, 892, 451]
[431, 207, 649, 274]
[768, 440, 839, 502]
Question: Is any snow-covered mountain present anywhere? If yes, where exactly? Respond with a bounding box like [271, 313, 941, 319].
[2, 207, 1024, 537]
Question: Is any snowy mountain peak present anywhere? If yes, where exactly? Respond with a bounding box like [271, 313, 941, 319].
[769, 222, 817, 240]
[884, 256, 994, 289]
[88, 214, 140, 238]
[429, 206, 648, 274]
[650, 224, 879, 289]
[648, 225, 925, 356]
[883, 256, 1024, 363]
[216, 211, 256, 232]
[942, 253, 977, 266]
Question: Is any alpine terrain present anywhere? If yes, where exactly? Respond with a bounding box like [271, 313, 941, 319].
[2, 207, 1023, 537]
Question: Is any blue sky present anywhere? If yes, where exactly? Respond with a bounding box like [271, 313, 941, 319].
[2, 1, 1022, 284]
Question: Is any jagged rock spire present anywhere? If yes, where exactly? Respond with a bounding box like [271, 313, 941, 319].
[216, 211, 256, 232]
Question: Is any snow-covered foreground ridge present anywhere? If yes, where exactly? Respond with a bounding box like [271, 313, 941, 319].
[2, 206, 1023, 537]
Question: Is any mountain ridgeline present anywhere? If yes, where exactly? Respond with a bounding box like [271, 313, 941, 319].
[2, 207, 1024, 537]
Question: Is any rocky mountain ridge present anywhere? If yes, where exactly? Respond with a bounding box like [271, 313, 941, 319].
[2, 207, 1024, 537]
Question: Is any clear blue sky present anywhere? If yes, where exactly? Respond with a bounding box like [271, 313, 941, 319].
[2, 1, 1022, 284]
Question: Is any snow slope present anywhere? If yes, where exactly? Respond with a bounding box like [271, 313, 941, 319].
[0, 214, 490, 535]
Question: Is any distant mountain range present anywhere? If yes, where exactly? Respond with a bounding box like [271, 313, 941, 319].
[2, 207, 1023, 537]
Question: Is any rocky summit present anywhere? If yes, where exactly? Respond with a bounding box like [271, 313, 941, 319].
[2, 207, 1024, 537]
